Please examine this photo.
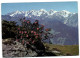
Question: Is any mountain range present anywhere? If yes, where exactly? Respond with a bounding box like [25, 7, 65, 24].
[2, 9, 79, 45]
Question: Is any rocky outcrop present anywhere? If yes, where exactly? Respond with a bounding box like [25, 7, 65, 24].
[2, 38, 57, 57]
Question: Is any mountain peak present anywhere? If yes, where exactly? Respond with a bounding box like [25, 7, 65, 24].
[39, 9, 47, 12]
[61, 10, 71, 14]
[54, 10, 72, 17]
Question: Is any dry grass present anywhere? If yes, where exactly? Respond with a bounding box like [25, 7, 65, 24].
[44, 43, 79, 56]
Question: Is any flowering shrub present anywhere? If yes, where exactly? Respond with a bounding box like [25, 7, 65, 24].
[16, 19, 53, 47]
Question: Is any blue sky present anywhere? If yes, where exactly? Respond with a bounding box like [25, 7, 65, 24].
[1, 2, 78, 15]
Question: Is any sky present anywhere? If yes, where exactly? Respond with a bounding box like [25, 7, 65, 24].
[1, 2, 78, 15]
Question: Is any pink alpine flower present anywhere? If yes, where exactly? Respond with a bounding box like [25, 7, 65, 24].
[19, 31, 21, 33]
[34, 33, 37, 35]
[22, 31, 23, 34]
[24, 31, 27, 33]
[45, 29, 49, 31]
[32, 40, 35, 44]
[34, 31, 36, 34]
[35, 22, 37, 24]
[26, 42, 29, 44]
[26, 35, 28, 37]
[27, 21, 30, 23]
[31, 31, 34, 33]
[21, 36, 22, 38]
[23, 20, 26, 22]
[35, 36, 38, 39]
[29, 38, 32, 41]
[36, 34, 39, 36]
[18, 28, 20, 30]
[37, 28, 39, 30]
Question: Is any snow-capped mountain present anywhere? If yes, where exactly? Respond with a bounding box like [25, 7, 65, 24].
[2, 9, 78, 45]
[2, 9, 78, 27]
[7, 9, 73, 18]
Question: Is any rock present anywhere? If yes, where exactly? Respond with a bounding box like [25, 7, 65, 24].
[52, 51, 61, 54]
[2, 39, 58, 57]
[26, 49, 37, 57]
[2, 39, 38, 57]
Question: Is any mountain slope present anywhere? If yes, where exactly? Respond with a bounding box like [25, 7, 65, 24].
[2, 9, 78, 45]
